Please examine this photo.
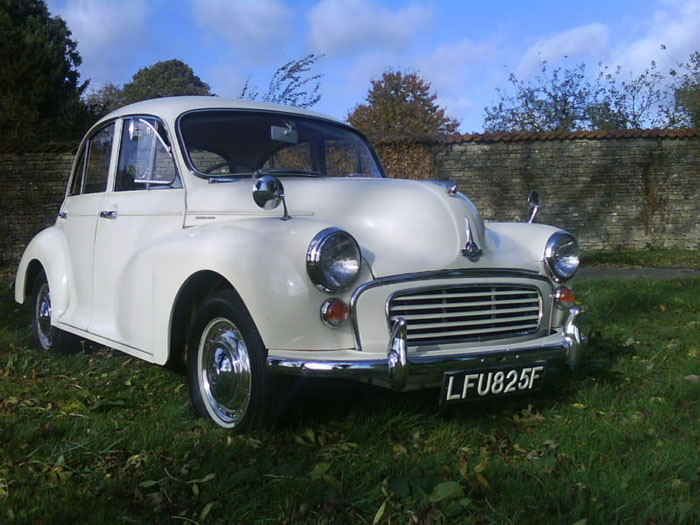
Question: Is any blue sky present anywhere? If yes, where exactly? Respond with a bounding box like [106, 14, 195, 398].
[47, 0, 700, 132]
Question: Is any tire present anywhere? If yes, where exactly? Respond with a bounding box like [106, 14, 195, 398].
[30, 270, 81, 354]
[187, 290, 272, 431]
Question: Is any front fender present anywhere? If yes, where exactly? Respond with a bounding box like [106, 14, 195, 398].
[484, 222, 565, 277]
[126, 217, 367, 365]
[15, 226, 71, 318]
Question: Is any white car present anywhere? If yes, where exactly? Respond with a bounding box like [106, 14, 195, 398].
[15, 97, 586, 431]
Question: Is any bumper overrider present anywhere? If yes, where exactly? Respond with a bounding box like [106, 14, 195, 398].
[267, 307, 587, 391]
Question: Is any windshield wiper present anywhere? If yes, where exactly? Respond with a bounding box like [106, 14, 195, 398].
[254, 167, 321, 177]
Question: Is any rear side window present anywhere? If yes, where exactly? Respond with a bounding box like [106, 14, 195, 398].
[69, 145, 87, 196]
[83, 123, 114, 194]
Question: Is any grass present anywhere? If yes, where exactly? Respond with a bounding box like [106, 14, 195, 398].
[1, 267, 699, 523]
[581, 247, 699, 269]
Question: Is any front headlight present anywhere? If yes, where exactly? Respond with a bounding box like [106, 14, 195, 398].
[306, 228, 362, 292]
[544, 231, 579, 281]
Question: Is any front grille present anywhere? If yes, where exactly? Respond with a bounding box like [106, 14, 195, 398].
[388, 284, 542, 347]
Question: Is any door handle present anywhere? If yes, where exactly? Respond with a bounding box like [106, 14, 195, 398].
[99, 210, 117, 219]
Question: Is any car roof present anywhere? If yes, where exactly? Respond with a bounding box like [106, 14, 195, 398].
[98, 96, 344, 127]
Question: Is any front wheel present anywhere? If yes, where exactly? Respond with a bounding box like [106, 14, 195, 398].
[30, 270, 81, 354]
[187, 290, 272, 431]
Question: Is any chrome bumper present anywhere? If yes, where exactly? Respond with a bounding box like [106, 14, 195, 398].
[267, 308, 588, 390]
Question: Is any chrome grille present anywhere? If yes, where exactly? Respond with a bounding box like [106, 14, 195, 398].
[388, 284, 542, 346]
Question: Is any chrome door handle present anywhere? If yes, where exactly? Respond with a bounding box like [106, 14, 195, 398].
[99, 210, 117, 219]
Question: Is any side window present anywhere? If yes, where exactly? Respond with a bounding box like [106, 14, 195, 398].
[325, 139, 378, 177]
[83, 123, 115, 194]
[116, 117, 180, 191]
[263, 142, 312, 171]
[69, 145, 88, 196]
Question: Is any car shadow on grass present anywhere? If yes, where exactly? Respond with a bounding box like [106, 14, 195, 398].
[270, 332, 631, 429]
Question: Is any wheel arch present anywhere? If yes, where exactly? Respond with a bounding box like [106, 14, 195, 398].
[15, 227, 71, 319]
[23, 259, 45, 298]
[167, 269, 261, 369]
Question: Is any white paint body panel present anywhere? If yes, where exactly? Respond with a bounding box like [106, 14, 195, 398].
[15, 97, 575, 370]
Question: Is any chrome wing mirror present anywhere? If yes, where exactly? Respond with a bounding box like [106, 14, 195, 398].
[253, 175, 291, 221]
[527, 190, 540, 223]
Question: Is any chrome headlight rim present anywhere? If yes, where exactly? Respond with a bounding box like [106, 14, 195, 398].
[544, 231, 580, 282]
[306, 227, 362, 293]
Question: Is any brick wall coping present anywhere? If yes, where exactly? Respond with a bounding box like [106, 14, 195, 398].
[2, 128, 699, 153]
[373, 127, 700, 145]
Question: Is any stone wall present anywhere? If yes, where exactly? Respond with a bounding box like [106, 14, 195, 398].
[376, 129, 700, 251]
[0, 149, 75, 265]
[1, 130, 699, 266]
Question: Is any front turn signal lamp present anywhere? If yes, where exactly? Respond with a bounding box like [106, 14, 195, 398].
[554, 286, 575, 308]
[320, 298, 349, 328]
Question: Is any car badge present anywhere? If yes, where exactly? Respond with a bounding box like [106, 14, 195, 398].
[462, 218, 482, 261]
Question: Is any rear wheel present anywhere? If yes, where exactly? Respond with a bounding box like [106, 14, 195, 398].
[187, 290, 272, 431]
[30, 271, 81, 354]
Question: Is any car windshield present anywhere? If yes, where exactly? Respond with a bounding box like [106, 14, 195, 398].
[179, 110, 384, 178]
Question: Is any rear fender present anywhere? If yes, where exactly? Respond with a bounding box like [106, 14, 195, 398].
[15, 227, 71, 320]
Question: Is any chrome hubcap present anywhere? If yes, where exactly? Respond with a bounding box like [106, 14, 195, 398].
[198, 317, 251, 425]
[35, 283, 53, 350]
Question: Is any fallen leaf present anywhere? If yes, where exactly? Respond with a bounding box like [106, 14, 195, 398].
[139, 480, 159, 488]
[146, 491, 162, 506]
[474, 473, 491, 491]
[429, 481, 464, 503]
[311, 462, 331, 480]
[474, 456, 488, 474]
[372, 501, 386, 525]
[200, 501, 213, 521]
[683, 374, 700, 384]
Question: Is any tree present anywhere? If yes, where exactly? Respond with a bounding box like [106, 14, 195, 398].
[483, 60, 672, 132]
[0, 0, 89, 144]
[240, 54, 323, 108]
[672, 51, 700, 127]
[347, 70, 459, 138]
[120, 59, 212, 105]
[84, 82, 125, 116]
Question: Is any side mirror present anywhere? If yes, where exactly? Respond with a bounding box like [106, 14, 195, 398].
[253, 175, 291, 221]
[527, 190, 540, 223]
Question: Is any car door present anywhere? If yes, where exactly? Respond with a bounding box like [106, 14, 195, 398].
[57, 121, 117, 331]
[89, 116, 185, 355]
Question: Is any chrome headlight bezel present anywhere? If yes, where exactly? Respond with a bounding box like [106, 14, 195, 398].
[544, 231, 580, 282]
[306, 228, 362, 293]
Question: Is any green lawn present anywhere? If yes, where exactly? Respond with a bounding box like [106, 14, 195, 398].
[581, 247, 700, 269]
[1, 269, 699, 523]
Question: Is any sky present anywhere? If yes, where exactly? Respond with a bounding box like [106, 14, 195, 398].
[46, 0, 700, 132]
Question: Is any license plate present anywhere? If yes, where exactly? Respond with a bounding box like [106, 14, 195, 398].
[441, 362, 546, 404]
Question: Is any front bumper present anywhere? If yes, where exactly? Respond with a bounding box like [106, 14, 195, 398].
[267, 307, 587, 390]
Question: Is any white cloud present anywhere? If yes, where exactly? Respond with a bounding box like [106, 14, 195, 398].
[611, 0, 700, 73]
[50, 0, 151, 86]
[415, 39, 501, 94]
[306, 0, 432, 57]
[414, 39, 505, 131]
[516, 23, 611, 76]
[190, 0, 292, 62]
